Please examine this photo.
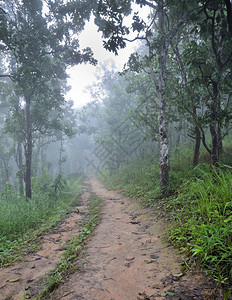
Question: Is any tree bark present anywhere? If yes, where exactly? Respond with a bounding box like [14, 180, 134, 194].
[149, 0, 169, 193]
[157, 0, 169, 192]
[157, 101, 169, 191]
[218, 126, 223, 155]
[24, 95, 32, 199]
[17, 141, 24, 195]
[210, 82, 219, 165]
[193, 126, 201, 166]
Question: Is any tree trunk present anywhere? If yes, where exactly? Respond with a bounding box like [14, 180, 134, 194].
[193, 126, 201, 166]
[149, 1, 169, 193]
[176, 120, 182, 148]
[157, 102, 169, 191]
[210, 82, 219, 165]
[59, 138, 63, 173]
[157, 0, 169, 192]
[24, 95, 32, 199]
[17, 141, 24, 195]
[35, 137, 41, 176]
[218, 126, 223, 155]
[41, 145, 46, 175]
[3, 158, 10, 183]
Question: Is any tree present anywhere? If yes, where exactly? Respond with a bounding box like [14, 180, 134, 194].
[175, 1, 232, 165]
[95, 0, 232, 177]
[198, 1, 232, 165]
[94, 0, 192, 192]
[0, 0, 96, 198]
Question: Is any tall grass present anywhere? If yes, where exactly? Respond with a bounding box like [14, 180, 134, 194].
[102, 145, 195, 203]
[169, 166, 232, 287]
[0, 173, 83, 266]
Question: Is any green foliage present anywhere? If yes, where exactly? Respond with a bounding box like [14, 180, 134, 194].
[169, 166, 232, 286]
[101, 145, 195, 204]
[32, 171, 66, 199]
[0, 175, 82, 267]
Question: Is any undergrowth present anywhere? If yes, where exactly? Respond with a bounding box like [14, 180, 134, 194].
[0, 173, 82, 267]
[169, 166, 232, 287]
[102, 145, 195, 203]
[39, 194, 102, 298]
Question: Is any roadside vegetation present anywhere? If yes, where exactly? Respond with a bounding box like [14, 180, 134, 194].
[0, 174, 82, 267]
[39, 194, 102, 298]
[100, 143, 232, 297]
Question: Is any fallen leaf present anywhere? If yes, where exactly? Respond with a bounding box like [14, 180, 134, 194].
[145, 259, 155, 264]
[172, 273, 184, 277]
[9, 277, 20, 283]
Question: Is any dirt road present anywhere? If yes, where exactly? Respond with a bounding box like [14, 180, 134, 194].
[0, 177, 220, 299]
[52, 177, 219, 300]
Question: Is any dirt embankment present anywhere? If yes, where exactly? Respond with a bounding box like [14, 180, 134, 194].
[0, 177, 221, 300]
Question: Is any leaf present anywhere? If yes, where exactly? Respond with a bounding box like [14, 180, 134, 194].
[159, 291, 176, 297]
[172, 273, 184, 277]
[224, 215, 232, 223]
[144, 259, 154, 264]
[166, 291, 175, 296]
[9, 277, 20, 283]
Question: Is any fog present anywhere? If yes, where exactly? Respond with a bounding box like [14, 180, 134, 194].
[0, 0, 231, 198]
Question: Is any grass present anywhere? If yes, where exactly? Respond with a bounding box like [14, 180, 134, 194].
[168, 166, 232, 287]
[101, 144, 195, 204]
[0, 173, 83, 267]
[39, 194, 102, 298]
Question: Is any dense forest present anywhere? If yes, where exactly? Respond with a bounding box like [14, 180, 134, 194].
[0, 0, 231, 299]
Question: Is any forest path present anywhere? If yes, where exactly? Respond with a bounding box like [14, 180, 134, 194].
[52, 177, 216, 300]
[0, 177, 218, 300]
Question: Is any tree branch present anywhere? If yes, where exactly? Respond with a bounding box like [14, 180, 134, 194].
[200, 126, 211, 154]
[187, 133, 200, 140]
[0, 74, 14, 80]
[139, 0, 157, 10]
[0, 7, 7, 14]
[225, 0, 232, 37]
[124, 35, 146, 43]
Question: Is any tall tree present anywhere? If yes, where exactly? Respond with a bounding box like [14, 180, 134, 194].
[94, 0, 190, 192]
[178, 1, 232, 165]
[0, 0, 96, 198]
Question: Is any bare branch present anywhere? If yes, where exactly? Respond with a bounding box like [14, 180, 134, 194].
[124, 36, 146, 43]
